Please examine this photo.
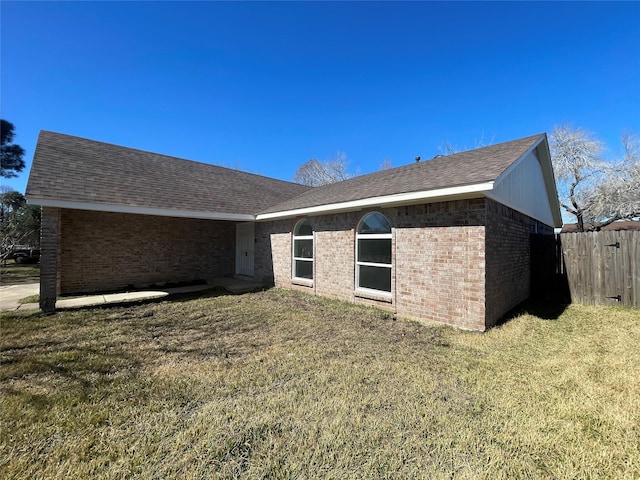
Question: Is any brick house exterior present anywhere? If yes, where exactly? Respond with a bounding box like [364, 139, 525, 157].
[255, 198, 552, 331]
[26, 131, 562, 331]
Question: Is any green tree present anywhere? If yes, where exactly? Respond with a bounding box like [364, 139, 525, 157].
[1, 119, 26, 178]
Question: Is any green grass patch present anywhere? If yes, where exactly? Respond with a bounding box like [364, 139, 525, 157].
[1, 289, 638, 479]
[17, 295, 39, 304]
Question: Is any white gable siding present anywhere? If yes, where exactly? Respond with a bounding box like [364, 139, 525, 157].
[487, 150, 556, 227]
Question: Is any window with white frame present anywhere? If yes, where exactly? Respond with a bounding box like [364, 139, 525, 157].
[292, 219, 313, 280]
[356, 212, 392, 294]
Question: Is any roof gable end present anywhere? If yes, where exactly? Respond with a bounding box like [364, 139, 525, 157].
[258, 134, 559, 223]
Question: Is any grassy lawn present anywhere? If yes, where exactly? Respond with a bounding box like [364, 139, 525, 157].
[0, 261, 40, 285]
[1, 289, 638, 479]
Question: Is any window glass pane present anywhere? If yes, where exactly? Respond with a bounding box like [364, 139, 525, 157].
[358, 238, 391, 264]
[294, 239, 313, 258]
[295, 260, 313, 279]
[294, 220, 313, 236]
[358, 213, 391, 234]
[358, 265, 391, 292]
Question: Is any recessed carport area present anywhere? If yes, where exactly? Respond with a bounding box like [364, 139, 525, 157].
[36, 205, 253, 312]
[25, 131, 311, 313]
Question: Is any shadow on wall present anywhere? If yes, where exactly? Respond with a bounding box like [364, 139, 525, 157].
[493, 234, 571, 327]
[254, 222, 284, 287]
[492, 233, 571, 325]
[530, 233, 571, 305]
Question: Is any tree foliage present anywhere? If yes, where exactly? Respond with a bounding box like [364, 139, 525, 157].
[293, 152, 353, 186]
[550, 125, 640, 231]
[1, 119, 26, 178]
[0, 188, 41, 255]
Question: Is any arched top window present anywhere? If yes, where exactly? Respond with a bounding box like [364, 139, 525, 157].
[357, 212, 391, 234]
[294, 219, 313, 237]
[292, 219, 314, 281]
[356, 213, 392, 294]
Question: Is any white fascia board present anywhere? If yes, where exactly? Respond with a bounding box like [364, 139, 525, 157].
[256, 182, 494, 221]
[27, 198, 255, 222]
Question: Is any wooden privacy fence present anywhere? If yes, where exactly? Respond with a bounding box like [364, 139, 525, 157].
[558, 230, 639, 308]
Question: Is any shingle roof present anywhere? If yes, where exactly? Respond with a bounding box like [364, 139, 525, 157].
[26, 131, 549, 220]
[26, 131, 311, 216]
[259, 134, 545, 215]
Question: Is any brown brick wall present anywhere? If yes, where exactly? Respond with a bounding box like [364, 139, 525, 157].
[58, 209, 235, 294]
[392, 200, 487, 330]
[484, 199, 553, 328]
[256, 213, 357, 300]
[259, 199, 491, 330]
[49, 199, 552, 329]
[255, 220, 293, 287]
[39, 206, 61, 312]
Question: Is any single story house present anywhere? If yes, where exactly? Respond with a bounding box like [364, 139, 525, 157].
[26, 131, 562, 331]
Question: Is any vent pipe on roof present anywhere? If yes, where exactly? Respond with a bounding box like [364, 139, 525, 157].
[415, 156, 421, 163]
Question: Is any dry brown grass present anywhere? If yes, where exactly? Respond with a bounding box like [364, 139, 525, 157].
[1, 289, 639, 479]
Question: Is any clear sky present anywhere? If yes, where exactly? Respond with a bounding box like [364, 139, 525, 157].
[1, 1, 639, 194]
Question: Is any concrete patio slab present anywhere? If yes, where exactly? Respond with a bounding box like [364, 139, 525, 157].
[1, 277, 265, 312]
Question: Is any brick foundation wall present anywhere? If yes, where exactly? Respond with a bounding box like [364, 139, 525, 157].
[484, 199, 553, 328]
[59, 209, 235, 294]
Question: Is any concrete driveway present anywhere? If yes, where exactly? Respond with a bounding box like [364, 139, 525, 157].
[0, 282, 40, 311]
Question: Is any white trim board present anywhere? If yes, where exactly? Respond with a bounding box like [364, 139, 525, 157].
[256, 182, 494, 221]
[27, 198, 255, 222]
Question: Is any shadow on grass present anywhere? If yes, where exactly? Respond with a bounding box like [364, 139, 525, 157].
[498, 298, 570, 326]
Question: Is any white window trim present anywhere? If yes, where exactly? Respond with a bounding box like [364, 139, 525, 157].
[355, 213, 392, 297]
[292, 222, 314, 283]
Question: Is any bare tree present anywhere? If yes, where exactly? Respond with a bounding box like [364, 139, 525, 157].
[550, 125, 640, 231]
[293, 151, 353, 186]
[581, 133, 640, 228]
[379, 159, 393, 170]
[438, 132, 495, 156]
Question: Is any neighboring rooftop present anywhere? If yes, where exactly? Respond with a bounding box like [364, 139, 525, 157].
[26, 131, 311, 219]
[560, 221, 640, 233]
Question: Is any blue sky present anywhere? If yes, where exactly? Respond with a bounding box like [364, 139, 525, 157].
[2, 1, 639, 194]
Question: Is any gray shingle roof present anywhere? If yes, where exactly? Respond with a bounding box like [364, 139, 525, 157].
[26, 131, 311, 216]
[26, 131, 547, 219]
[259, 134, 545, 215]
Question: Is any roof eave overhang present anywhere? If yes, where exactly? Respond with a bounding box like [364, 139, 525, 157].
[26, 198, 255, 222]
[255, 182, 495, 221]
